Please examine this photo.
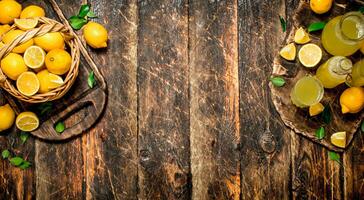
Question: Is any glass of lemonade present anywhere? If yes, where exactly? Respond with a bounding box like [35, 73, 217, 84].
[322, 12, 364, 56]
[316, 56, 352, 89]
[291, 76, 324, 108]
[348, 59, 364, 87]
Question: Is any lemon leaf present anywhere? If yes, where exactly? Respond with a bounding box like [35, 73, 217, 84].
[87, 11, 97, 18]
[315, 127, 325, 140]
[69, 16, 87, 30]
[10, 157, 24, 166]
[361, 120, 364, 132]
[2, 149, 10, 159]
[328, 151, 340, 164]
[279, 16, 286, 32]
[37, 102, 52, 116]
[308, 21, 326, 33]
[359, 6, 364, 14]
[78, 4, 90, 18]
[321, 105, 331, 124]
[88, 71, 96, 89]
[19, 132, 29, 144]
[19, 161, 31, 170]
[270, 76, 285, 87]
[55, 122, 65, 134]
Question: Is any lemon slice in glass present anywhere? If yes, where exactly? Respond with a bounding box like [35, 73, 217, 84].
[330, 131, 346, 148]
[24, 46, 45, 70]
[16, 72, 40, 96]
[294, 27, 311, 44]
[279, 43, 296, 61]
[14, 18, 38, 30]
[16, 111, 39, 132]
[298, 43, 322, 68]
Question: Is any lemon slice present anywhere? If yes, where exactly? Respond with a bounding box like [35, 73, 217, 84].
[294, 27, 311, 44]
[14, 18, 38, 31]
[279, 43, 296, 61]
[16, 72, 40, 96]
[16, 111, 39, 132]
[23, 46, 45, 70]
[330, 131, 346, 148]
[309, 102, 324, 116]
[298, 43, 322, 68]
[48, 73, 64, 89]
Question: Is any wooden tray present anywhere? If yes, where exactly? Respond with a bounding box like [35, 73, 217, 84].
[0, 0, 107, 141]
[270, 0, 363, 152]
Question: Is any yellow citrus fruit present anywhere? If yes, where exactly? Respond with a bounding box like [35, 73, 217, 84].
[309, 102, 324, 116]
[14, 18, 38, 30]
[340, 87, 364, 114]
[16, 71, 40, 96]
[34, 32, 65, 52]
[2, 29, 34, 53]
[16, 111, 39, 132]
[360, 43, 364, 54]
[83, 21, 108, 49]
[330, 131, 346, 148]
[37, 70, 64, 93]
[0, 0, 21, 24]
[279, 43, 296, 61]
[1, 52, 27, 80]
[0, 24, 11, 36]
[0, 104, 15, 131]
[20, 5, 45, 19]
[310, 0, 333, 14]
[45, 49, 71, 75]
[0, 41, 4, 48]
[23, 45, 45, 70]
[298, 43, 322, 68]
[294, 27, 311, 44]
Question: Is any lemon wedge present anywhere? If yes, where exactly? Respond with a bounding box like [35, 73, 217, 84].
[279, 43, 296, 61]
[309, 102, 324, 116]
[330, 131, 346, 148]
[294, 27, 311, 44]
[14, 18, 38, 31]
[16, 72, 40, 96]
[298, 43, 322, 68]
[16, 111, 39, 132]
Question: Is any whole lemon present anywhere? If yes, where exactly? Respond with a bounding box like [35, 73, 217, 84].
[340, 87, 364, 114]
[2, 30, 34, 53]
[1, 53, 27, 80]
[45, 49, 71, 75]
[0, 104, 15, 131]
[20, 5, 45, 19]
[0, 24, 10, 36]
[0, 0, 21, 24]
[34, 32, 65, 52]
[83, 21, 108, 49]
[310, 0, 333, 14]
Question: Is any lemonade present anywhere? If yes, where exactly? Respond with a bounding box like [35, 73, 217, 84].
[322, 12, 364, 56]
[348, 59, 364, 87]
[291, 76, 324, 108]
[316, 56, 352, 88]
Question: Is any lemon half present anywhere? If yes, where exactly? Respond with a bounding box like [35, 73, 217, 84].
[298, 43, 322, 68]
[16, 111, 39, 132]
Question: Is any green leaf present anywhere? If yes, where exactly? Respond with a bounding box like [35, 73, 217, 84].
[55, 122, 65, 134]
[270, 76, 285, 87]
[359, 6, 364, 14]
[88, 71, 96, 88]
[19, 132, 29, 144]
[69, 16, 87, 30]
[10, 157, 24, 166]
[19, 161, 31, 170]
[2, 150, 10, 159]
[87, 11, 97, 18]
[37, 102, 52, 116]
[308, 21, 326, 32]
[279, 16, 286, 32]
[361, 120, 364, 132]
[315, 127, 325, 140]
[321, 105, 331, 124]
[328, 151, 340, 163]
[78, 4, 90, 18]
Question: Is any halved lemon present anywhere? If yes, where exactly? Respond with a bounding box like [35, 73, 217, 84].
[16, 72, 40, 96]
[23, 45, 45, 70]
[14, 18, 38, 31]
[294, 27, 310, 44]
[298, 43, 322, 68]
[279, 43, 296, 61]
[330, 131, 346, 148]
[16, 111, 39, 132]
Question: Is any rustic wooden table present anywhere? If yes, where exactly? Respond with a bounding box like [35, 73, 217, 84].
[0, 0, 363, 199]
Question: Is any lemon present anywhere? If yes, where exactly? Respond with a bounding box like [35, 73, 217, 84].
[0, 104, 15, 131]
[294, 27, 311, 44]
[310, 0, 333, 14]
[279, 43, 296, 61]
[298, 43, 322, 68]
[83, 21, 108, 49]
[17, 72, 40, 96]
[23, 45, 45, 70]
[360, 43, 364, 55]
[0, 24, 11, 36]
[2, 30, 34, 53]
[16, 111, 39, 132]
[340, 87, 364, 114]
[309, 102, 324, 116]
[20, 5, 45, 19]
[0, 0, 21, 24]
[1, 53, 27, 80]
[34, 32, 65, 52]
[45, 49, 71, 75]
[14, 18, 38, 30]
[0, 41, 4, 48]
[330, 131, 346, 148]
[37, 70, 64, 93]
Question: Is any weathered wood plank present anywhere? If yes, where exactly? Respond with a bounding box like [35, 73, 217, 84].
[137, 0, 190, 199]
[189, 0, 240, 199]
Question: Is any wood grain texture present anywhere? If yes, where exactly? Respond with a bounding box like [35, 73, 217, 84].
[189, 0, 240, 199]
[137, 0, 190, 199]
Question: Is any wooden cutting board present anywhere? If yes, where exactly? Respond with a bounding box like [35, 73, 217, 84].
[270, 0, 363, 152]
[0, 0, 107, 141]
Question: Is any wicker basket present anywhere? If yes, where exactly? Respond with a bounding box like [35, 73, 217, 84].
[0, 17, 80, 103]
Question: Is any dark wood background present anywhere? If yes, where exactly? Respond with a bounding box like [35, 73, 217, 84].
[0, 0, 363, 199]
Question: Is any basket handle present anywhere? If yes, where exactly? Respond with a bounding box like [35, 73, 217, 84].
[31, 87, 107, 141]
